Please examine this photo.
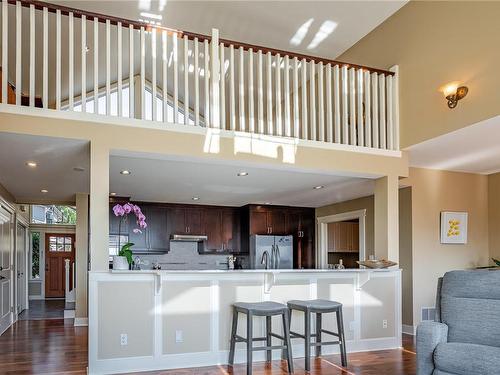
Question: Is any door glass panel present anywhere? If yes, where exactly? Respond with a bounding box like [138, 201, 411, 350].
[64, 244, 72, 252]
[65, 237, 72, 244]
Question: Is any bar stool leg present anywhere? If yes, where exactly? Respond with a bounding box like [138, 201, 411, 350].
[266, 315, 272, 362]
[282, 311, 294, 373]
[315, 312, 322, 357]
[336, 308, 347, 367]
[304, 310, 311, 372]
[246, 312, 253, 375]
[228, 309, 238, 366]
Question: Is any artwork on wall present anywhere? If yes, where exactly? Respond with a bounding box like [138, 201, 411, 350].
[440, 211, 468, 244]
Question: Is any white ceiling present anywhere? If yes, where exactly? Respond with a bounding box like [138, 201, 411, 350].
[6, 1, 406, 106]
[407, 115, 500, 175]
[110, 153, 375, 207]
[0, 133, 90, 203]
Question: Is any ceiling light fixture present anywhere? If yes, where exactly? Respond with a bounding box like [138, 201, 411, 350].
[313, 185, 324, 190]
[237, 172, 248, 177]
[443, 83, 468, 109]
[25, 161, 37, 168]
[264, 202, 272, 205]
[120, 170, 131, 175]
[110, 192, 117, 196]
[192, 197, 200, 201]
[40, 189, 48, 193]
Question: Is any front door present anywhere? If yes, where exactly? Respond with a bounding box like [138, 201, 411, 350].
[45, 234, 75, 298]
[16, 222, 27, 313]
[0, 205, 13, 334]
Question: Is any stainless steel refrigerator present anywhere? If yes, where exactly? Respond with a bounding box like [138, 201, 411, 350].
[250, 235, 293, 269]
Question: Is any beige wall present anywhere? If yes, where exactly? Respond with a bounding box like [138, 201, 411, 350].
[339, 1, 500, 148]
[399, 187, 413, 327]
[488, 172, 500, 261]
[316, 195, 375, 258]
[75, 193, 89, 320]
[403, 168, 489, 325]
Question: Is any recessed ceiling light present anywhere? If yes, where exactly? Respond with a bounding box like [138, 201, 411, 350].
[120, 170, 131, 175]
[237, 172, 248, 177]
[40, 189, 48, 193]
[264, 202, 272, 205]
[192, 197, 200, 201]
[110, 192, 117, 196]
[73, 167, 85, 172]
[313, 185, 324, 190]
[26, 161, 37, 168]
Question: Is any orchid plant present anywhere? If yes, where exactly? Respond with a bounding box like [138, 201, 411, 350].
[112, 203, 147, 265]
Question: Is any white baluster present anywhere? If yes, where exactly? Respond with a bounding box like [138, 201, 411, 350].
[364, 71, 372, 148]
[301, 59, 308, 140]
[239, 46, 245, 132]
[219, 43, 225, 129]
[309, 61, 316, 141]
[266, 52, 273, 135]
[162, 30, 168, 122]
[173, 32, 178, 123]
[257, 50, 264, 134]
[184, 35, 189, 125]
[229, 45, 235, 130]
[357, 69, 364, 147]
[81, 15, 86, 112]
[390, 65, 400, 150]
[293, 57, 299, 138]
[1, 0, 7, 103]
[204, 39, 209, 127]
[93, 17, 98, 114]
[318, 62, 324, 142]
[117, 22, 122, 117]
[194, 38, 199, 126]
[140, 26, 145, 119]
[349, 68, 356, 145]
[341, 66, 348, 144]
[275, 53, 281, 136]
[68, 12, 74, 110]
[326, 63, 332, 143]
[386, 75, 394, 150]
[379, 74, 386, 149]
[129, 25, 134, 118]
[248, 48, 254, 133]
[105, 19, 111, 115]
[210, 28, 220, 128]
[333, 65, 340, 143]
[29, 4, 35, 107]
[152, 28, 157, 121]
[284, 55, 291, 137]
[16, 1, 22, 106]
[371, 72, 379, 148]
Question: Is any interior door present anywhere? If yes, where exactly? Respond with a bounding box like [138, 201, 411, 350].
[45, 234, 75, 298]
[0, 206, 13, 334]
[16, 222, 27, 313]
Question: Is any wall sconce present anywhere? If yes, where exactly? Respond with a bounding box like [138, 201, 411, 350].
[443, 83, 468, 109]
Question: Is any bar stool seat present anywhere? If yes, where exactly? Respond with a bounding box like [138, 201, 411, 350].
[233, 301, 288, 315]
[288, 299, 342, 312]
[287, 299, 347, 371]
[229, 301, 294, 375]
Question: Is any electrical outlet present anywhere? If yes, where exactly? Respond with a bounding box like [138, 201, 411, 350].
[382, 320, 388, 329]
[120, 333, 128, 346]
[175, 330, 183, 343]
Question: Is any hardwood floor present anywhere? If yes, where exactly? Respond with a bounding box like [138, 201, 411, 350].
[0, 319, 415, 375]
[18, 299, 67, 320]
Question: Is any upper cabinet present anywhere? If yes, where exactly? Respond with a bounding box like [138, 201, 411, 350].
[328, 221, 359, 253]
[248, 206, 287, 235]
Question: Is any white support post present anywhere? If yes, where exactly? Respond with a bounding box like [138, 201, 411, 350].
[210, 28, 220, 128]
[390, 65, 400, 150]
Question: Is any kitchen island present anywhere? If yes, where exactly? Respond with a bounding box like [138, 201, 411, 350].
[88, 269, 401, 375]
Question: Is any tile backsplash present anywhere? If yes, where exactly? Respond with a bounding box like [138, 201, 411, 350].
[131, 241, 248, 270]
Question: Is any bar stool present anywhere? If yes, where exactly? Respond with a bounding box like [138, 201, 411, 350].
[287, 299, 347, 371]
[228, 301, 294, 375]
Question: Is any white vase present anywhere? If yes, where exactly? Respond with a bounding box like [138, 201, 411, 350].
[113, 255, 129, 270]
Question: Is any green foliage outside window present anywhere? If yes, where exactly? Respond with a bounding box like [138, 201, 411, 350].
[31, 232, 40, 279]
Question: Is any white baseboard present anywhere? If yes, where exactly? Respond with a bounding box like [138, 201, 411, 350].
[74, 317, 88, 327]
[402, 324, 416, 335]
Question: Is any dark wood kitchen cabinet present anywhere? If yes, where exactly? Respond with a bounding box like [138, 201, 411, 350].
[248, 206, 287, 235]
[203, 207, 240, 252]
[167, 207, 204, 235]
[222, 208, 240, 252]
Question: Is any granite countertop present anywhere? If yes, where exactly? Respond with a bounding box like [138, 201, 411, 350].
[107, 268, 400, 274]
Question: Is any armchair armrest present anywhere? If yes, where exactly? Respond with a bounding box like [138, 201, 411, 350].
[416, 321, 448, 375]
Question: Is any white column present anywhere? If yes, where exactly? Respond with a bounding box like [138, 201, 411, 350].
[75, 193, 89, 322]
[89, 142, 109, 271]
[374, 174, 399, 263]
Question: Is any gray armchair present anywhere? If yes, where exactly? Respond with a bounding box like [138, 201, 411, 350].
[417, 270, 500, 375]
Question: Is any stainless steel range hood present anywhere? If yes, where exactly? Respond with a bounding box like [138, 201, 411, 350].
[171, 234, 208, 242]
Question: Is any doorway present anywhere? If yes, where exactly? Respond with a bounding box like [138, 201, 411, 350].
[44, 233, 75, 298]
[316, 209, 366, 269]
[0, 204, 14, 335]
[16, 221, 28, 315]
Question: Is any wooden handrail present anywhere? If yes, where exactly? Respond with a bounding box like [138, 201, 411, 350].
[10, 0, 394, 76]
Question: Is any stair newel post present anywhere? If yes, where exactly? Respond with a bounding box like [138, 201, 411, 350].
[210, 28, 220, 128]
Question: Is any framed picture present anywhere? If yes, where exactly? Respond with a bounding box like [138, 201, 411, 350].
[440, 211, 468, 244]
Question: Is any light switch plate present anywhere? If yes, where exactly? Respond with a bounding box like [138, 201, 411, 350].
[175, 330, 183, 343]
[120, 333, 128, 346]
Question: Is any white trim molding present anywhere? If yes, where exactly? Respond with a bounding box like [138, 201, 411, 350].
[74, 317, 88, 327]
[402, 324, 416, 336]
[316, 209, 367, 269]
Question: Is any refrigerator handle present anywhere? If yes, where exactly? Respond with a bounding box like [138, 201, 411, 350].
[276, 245, 280, 269]
[270, 244, 275, 269]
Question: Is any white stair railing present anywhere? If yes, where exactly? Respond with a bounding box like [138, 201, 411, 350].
[64, 258, 75, 304]
[0, 0, 399, 151]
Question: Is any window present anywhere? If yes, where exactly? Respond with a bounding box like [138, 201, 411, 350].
[48, 235, 73, 252]
[31, 232, 40, 279]
[31, 205, 76, 225]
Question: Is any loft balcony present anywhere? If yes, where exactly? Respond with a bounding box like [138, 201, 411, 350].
[0, 0, 400, 156]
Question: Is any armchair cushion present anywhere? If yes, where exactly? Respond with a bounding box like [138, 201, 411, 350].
[416, 321, 448, 375]
[434, 342, 500, 375]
